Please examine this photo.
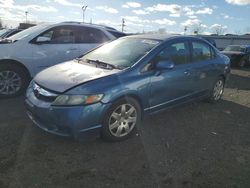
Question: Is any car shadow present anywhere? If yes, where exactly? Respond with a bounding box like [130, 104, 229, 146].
[139, 99, 250, 188]
[0, 96, 157, 188]
[1, 70, 250, 187]
[2, 96, 249, 188]
[226, 68, 250, 90]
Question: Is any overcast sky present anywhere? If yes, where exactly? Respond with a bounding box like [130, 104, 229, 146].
[0, 0, 250, 34]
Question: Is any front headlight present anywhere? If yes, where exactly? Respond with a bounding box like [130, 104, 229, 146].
[26, 80, 34, 98]
[52, 94, 104, 106]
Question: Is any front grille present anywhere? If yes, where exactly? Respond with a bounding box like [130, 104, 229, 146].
[33, 83, 58, 102]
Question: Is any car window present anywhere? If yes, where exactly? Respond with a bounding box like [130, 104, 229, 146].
[192, 42, 212, 62]
[224, 45, 245, 52]
[108, 30, 126, 38]
[6, 30, 21, 37]
[246, 47, 250, 53]
[9, 24, 48, 40]
[0, 29, 9, 36]
[155, 42, 190, 65]
[39, 26, 77, 44]
[202, 37, 216, 47]
[82, 38, 159, 68]
[77, 27, 109, 43]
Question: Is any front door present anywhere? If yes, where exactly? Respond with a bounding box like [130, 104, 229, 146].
[148, 40, 197, 112]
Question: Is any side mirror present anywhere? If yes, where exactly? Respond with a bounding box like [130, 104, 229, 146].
[36, 36, 50, 43]
[156, 60, 174, 70]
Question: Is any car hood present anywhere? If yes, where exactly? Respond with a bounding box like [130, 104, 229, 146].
[221, 51, 245, 56]
[34, 60, 121, 93]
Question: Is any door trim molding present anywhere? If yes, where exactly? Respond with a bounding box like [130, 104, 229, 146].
[144, 90, 203, 112]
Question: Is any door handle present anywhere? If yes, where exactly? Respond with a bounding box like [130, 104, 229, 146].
[155, 70, 162, 76]
[68, 48, 78, 51]
[184, 70, 191, 76]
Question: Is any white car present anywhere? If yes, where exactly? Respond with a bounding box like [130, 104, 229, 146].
[0, 22, 125, 97]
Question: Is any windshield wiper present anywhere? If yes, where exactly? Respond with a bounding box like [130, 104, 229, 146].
[87, 59, 121, 70]
[75, 58, 85, 63]
[76, 58, 123, 70]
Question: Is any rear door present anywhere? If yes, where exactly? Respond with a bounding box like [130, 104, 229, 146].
[246, 47, 250, 63]
[189, 40, 217, 93]
[77, 26, 110, 56]
[32, 25, 80, 74]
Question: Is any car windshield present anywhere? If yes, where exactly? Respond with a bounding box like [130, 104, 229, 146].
[224, 45, 245, 52]
[8, 24, 48, 40]
[81, 37, 160, 69]
[0, 29, 9, 37]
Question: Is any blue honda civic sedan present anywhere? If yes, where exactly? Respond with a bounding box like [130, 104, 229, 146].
[25, 35, 230, 141]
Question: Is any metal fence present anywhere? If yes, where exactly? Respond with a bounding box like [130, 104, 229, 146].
[200, 35, 250, 50]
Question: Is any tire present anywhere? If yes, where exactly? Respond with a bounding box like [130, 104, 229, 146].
[238, 59, 246, 68]
[0, 64, 30, 98]
[207, 77, 225, 103]
[101, 97, 141, 142]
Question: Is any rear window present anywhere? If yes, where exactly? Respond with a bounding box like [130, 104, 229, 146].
[155, 42, 190, 65]
[192, 42, 212, 62]
[77, 27, 109, 43]
[108, 31, 126, 38]
[224, 45, 245, 52]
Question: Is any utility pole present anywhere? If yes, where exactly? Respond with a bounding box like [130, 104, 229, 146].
[184, 26, 187, 35]
[25, 11, 28, 23]
[82, 5, 87, 23]
[121, 18, 125, 32]
[0, 17, 3, 29]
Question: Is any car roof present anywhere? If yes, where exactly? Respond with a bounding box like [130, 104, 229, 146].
[47, 22, 125, 36]
[124, 34, 207, 42]
[9, 29, 22, 31]
[125, 34, 178, 41]
[53, 21, 118, 31]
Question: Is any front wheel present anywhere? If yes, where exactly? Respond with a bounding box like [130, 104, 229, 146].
[207, 77, 225, 103]
[0, 64, 29, 98]
[101, 97, 141, 142]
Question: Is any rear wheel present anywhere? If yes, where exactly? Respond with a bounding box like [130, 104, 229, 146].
[207, 77, 225, 103]
[101, 97, 141, 142]
[238, 59, 246, 68]
[0, 64, 29, 98]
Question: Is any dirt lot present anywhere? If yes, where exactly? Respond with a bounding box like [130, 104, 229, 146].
[0, 68, 249, 188]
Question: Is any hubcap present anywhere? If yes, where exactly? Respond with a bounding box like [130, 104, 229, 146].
[0, 71, 22, 95]
[239, 60, 246, 68]
[109, 104, 137, 137]
[213, 80, 224, 100]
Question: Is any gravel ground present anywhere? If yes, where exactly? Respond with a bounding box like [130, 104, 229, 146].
[0, 68, 249, 188]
